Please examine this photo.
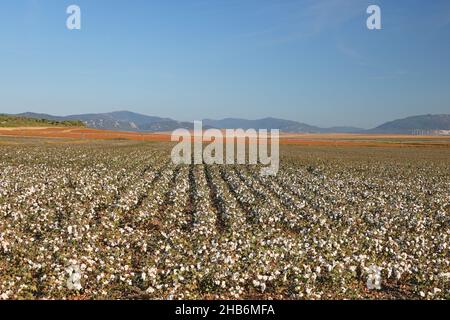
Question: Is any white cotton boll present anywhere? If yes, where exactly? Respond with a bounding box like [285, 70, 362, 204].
[433, 288, 442, 295]
[439, 272, 450, 280]
[387, 267, 393, 278]
[72, 272, 81, 282]
[73, 282, 82, 291]
[366, 265, 382, 290]
[66, 263, 82, 291]
[261, 283, 266, 293]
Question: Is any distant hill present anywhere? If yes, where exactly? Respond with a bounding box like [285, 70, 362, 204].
[17, 111, 194, 132]
[202, 117, 324, 133]
[18, 112, 334, 133]
[13, 111, 366, 133]
[0, 114, 84, 128]
[18, 112, 67, 122]
[320, 126, 364, 133]
[369, 114, 450, 134]
[12, 111, 449, 134]
[16, 112, 366, 133]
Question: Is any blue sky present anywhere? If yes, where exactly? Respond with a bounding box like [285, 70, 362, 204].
[0, 0, 449, 128]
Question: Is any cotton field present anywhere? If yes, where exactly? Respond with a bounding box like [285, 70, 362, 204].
[0, 139, 448, 300]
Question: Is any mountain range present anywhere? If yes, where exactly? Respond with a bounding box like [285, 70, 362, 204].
[367, 114, 450, 134]
[13, 111, 450, 134]
[18, 111, 195, 132]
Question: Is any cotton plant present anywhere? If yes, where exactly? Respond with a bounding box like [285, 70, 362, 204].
[66, 264, 82, 291]
[366, 265, 382, 290]
[0, 142, 448, 299]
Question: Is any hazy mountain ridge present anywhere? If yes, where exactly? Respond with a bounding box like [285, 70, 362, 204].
[202, 117, 323, 132]
[13, 111, 450, 134]
[18, 111, 194, 132]
[369, 114, 450, 134]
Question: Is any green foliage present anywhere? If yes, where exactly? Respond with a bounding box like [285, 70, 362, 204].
[0, 114, 85, 128]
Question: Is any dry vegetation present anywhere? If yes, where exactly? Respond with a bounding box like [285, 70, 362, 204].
[0, 138, 448, 300]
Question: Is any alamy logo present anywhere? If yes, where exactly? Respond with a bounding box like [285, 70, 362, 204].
[66, 5, 81, 30]
[367, 5, 382, 30]
[171, 121, 279, 176]
[64, 5, 380, 32]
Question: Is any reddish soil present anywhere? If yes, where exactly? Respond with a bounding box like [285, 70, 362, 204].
[0, 127, 449, 148]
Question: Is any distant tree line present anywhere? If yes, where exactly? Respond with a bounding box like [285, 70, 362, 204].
[0, 114, 85, 128]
